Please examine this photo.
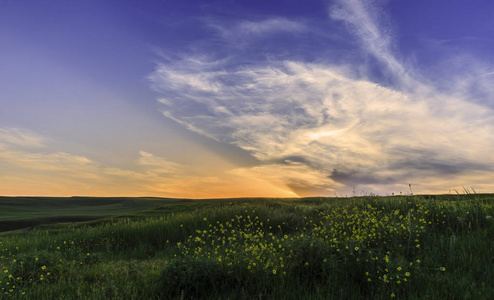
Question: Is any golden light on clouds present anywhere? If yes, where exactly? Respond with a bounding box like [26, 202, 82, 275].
[3, 0, 494, 197]
[0, 129, 297, 198]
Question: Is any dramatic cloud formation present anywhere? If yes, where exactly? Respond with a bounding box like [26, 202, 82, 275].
[150, 1, 494, 196]
[3, 0, 494, 197]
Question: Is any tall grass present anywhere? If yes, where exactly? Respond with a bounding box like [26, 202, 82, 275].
[1, 195, 494, 299]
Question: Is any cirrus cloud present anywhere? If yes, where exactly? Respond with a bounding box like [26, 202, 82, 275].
[149, 3, 494, 196]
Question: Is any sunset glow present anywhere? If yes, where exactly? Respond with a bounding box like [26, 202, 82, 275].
[2, 0, 494, 197]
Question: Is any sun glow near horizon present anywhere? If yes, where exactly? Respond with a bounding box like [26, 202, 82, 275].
[2, 0, 494, 197]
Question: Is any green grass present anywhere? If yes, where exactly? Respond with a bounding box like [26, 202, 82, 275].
[1, 194, 494, 299]
[0, 196, 189, 232]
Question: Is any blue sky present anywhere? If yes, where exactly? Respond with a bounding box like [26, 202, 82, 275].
[1, 0, 494, 197]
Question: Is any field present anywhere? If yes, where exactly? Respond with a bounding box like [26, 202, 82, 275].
[1, 194, 494, 299]
[0, 197, 190, 233]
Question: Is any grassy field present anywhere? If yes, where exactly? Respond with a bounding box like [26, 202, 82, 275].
[1, 194, 494, 299]
[0, 197, 190, 232]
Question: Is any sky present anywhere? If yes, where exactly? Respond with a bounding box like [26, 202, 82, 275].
[1, 0, 494, 198]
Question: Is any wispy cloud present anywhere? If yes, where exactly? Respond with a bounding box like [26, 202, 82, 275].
[138, 151, 180, 175]
[329, 0, 418, 89]
[209, 17, 308, 41]
[149, 0, 494, 196]
[0, 128, 295, 197]
[417, 48, 494, 108]
[151, 57, 494, 195]
[0, 128, 45, 149]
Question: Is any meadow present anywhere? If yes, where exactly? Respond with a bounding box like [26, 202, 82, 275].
[0, 197, 185, 232]
[1, 194, 494, 299]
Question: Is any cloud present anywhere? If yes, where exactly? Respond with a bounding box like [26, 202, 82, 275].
[210, 17, 308, 41]
[149, 0, 494, 196]
[417, 48, 494, 108]
[329, 0, 418, 90]
[0, 127, 45, 149]
[151, 56, 494, 195]
[229, 163, 340, 197]
[138, 151, 180, 175]
[0, 129, 295, 197]
[5, 2, 492, 197]
[199, 16, 321, 64]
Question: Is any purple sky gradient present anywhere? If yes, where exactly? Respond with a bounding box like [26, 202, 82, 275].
[2, 0, 494, 197]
